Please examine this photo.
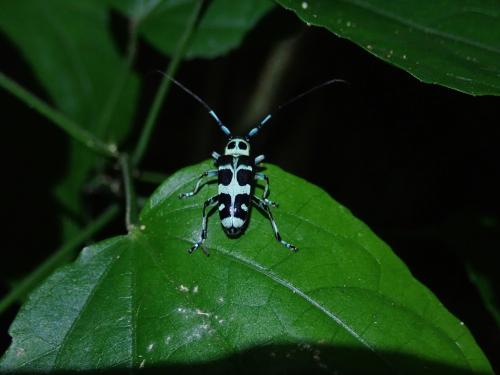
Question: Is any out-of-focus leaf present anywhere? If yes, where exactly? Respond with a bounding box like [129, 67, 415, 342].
[276, 0, 500, 96]
[0, 0, 139, 237]
[109, 0, 275, 59]
[0, 162, 492, 373]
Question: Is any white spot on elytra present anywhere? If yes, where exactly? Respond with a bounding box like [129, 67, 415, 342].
[301, 1, 308, 9]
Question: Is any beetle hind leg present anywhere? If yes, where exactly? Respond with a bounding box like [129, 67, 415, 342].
[252, 196, 298, 252]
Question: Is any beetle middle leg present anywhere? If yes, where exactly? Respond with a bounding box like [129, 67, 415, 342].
[254, 173, 278, 207]
[252, 195, 298, 252]
[179, 170, 217, 199]
[189, 195, 218, 256]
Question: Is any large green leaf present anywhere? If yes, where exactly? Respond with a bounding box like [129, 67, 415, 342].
[276, 0, 500, 96]
[0, 161, 491, 373]
[109, 0, 275, 59]
[0, 0, 139, 238]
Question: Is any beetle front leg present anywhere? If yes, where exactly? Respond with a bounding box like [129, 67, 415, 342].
[189, 195, 218, 256]
[179, 170, 217, 199]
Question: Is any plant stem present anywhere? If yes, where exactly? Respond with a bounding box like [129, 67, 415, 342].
[120, 154, 138, 231]
[0, 205, 120, 316]
[0, 72, 117, 158]
[131, 0, 203, 166]
[237, 35, 301, 132]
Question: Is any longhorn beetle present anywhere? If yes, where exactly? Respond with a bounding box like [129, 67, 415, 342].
[170, 75, 346, 255]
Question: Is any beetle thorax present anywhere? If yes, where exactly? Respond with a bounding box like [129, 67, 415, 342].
[224, 137, 250, 156]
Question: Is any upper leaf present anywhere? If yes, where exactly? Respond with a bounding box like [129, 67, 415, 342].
[0, 161, 492, 373]
[276, 0, 500, 96]
[108, 0, 275, 59]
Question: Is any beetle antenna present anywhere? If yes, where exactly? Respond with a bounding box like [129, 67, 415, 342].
[246, 78, 348, 139]
[157, 71, 232, 137]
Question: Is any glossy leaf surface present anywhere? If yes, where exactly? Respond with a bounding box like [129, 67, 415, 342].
[109, 0, 275, 59]
[276, 0, 500, 96]
[0, 162, 492, 373]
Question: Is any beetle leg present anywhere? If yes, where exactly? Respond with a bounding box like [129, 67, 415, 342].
[179, 170, 218, 198]
[189, 195, 218, 256]
[252, 195, 297, 252]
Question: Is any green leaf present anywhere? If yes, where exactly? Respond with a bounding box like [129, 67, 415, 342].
[0, 162, 492, 373]
[0, 0, 139, 237]
[276, 0, 500, 96]
[109, 0, 275, 59]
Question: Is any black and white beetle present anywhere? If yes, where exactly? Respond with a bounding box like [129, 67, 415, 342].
[169, 76, 345, 255]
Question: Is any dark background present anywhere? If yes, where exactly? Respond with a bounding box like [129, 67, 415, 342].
[1, 6, 499, 371]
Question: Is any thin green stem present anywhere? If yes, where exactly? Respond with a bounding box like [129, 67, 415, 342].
[120, 154, 138, 231]
[131, 0, 203, 166]
[0, 205, 120, 315]
[0, 72, 117, 158]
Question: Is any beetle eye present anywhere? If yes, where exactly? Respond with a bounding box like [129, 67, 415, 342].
[238, 142, 247, 150]
[227, 142, 236, 149]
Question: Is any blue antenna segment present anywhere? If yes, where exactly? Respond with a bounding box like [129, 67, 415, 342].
[247, 114, 272, 138]
[261, 114, 272, 125]
[210, 110, 231, 136]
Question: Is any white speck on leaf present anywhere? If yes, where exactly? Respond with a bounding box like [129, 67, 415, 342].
[178, 285, 189, 293]
[140, 224, 146, 230]
[15, 347, 25, 357]
[196, 308, 210, 317]
[147, 343, 154, 352]
[193, 285, 199, 294]
[140, 359, 146, 368]
[301, 1, 308, 9]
